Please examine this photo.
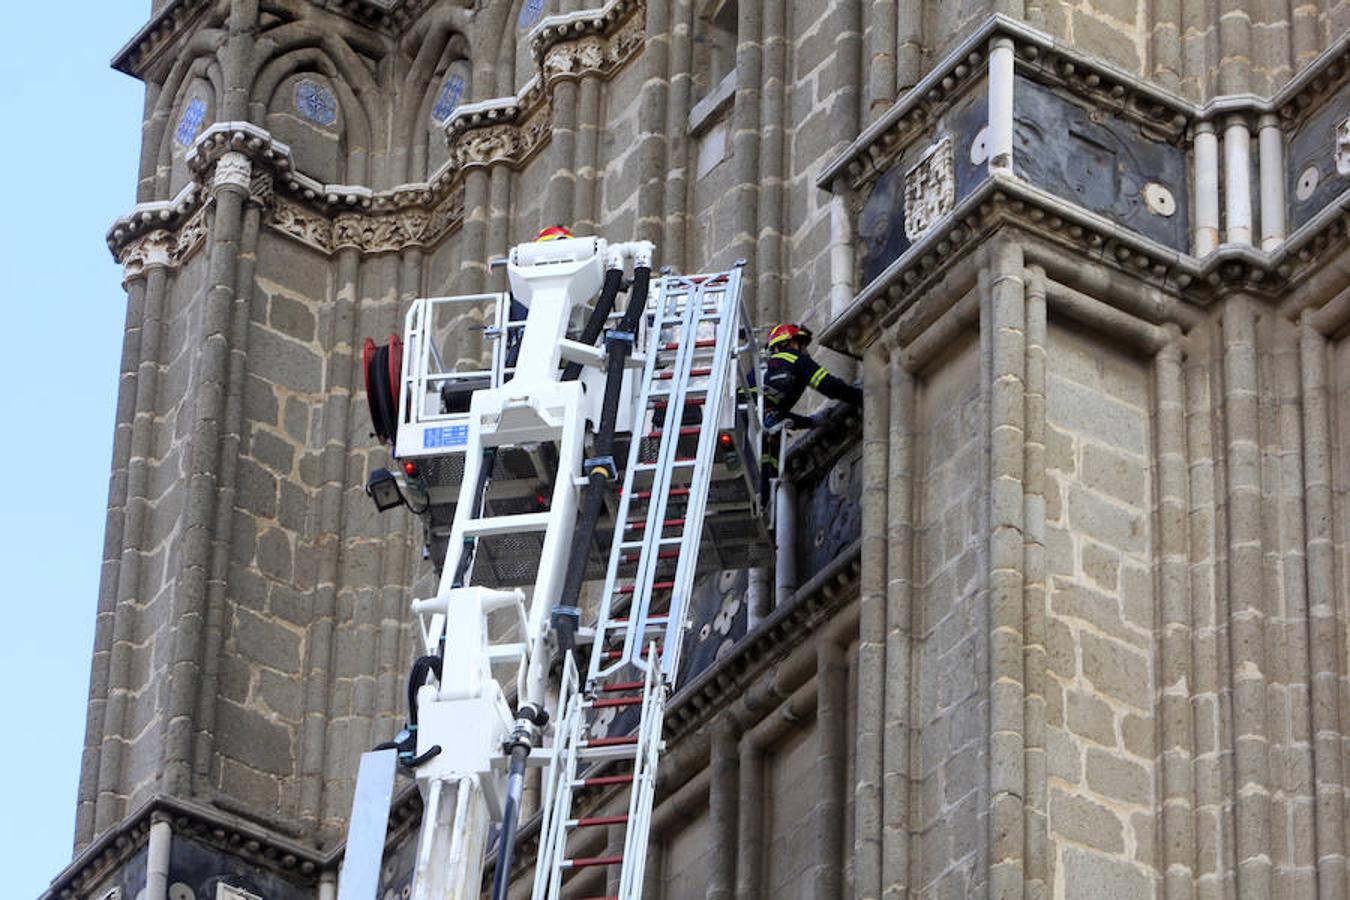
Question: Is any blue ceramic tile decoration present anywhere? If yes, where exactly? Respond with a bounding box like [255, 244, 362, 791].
[432, 74, 466, 123]
[518, 0, 546, 30]
[295, 79, 338, 127]
[174, 97, 207, 147]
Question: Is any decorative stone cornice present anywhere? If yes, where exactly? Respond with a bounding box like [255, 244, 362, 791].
[818, 16, 1194, 195]
[783, 401, 863, 485]
[111, 0, 441, 78]
[820, 175, 1350, 356]
[41, 795, 326, 900]
[820, 15, 1348, 195]
[439, 77, 555, 176]
[110, 0, 656, 268]
[528, 0, 647, 89]
[110, 0, 217, 78]
[818, 14, 1350, 357]
[109, 120, 470, 266]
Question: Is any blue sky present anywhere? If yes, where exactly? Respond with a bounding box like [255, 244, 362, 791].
[0, 7, 145, 897]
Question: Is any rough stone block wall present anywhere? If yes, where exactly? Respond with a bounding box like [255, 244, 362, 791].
[763, 721, 821, 896]
[658, 806, 712, 897]
[1043, 321, 1157, 896]
[914, 334, 989, 898]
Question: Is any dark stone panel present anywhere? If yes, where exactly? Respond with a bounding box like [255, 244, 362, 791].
[87, 846, 147, 900]
[858, 85, 990, 287]
[1012, 77, 1189, 250]
[674, 568, 749, 693]
[795, 445, 863, 582]
[1287, 83, 1349, 232]
[169, 834, 311, 900]
[378, 824, 419, 900]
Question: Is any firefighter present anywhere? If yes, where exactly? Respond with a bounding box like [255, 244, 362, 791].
[759, 322, 862, 505]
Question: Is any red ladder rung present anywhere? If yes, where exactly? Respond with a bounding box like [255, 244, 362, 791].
[655, 367, 712, 379]
[631, 488, 691, 502]
[615, 580, 675, 595]
[620, 549, 680, 563]
[590, 695, 644, 708]
[624, 518, 686, 532]
[650, 397, 706, 408]
[598, 681, 646, 693]
[579, 774, 634, 787]
[583, 734, 640, 746]
[563, 855, 624, 870]
[600, 646, 659, 660]
[573, 814, 630, 828]
[645, 426, 702, 438]
[659, 339, 717, 350]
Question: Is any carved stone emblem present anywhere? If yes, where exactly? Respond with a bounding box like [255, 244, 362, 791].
[903, 136, 955, 241]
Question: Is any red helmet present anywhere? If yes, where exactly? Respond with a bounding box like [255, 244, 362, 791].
[536, 225, 574, 242]
[766, 322, 812, 349]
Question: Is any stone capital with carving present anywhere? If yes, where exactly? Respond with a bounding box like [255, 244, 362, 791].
[213, 151, 253, 192]
[119, 230, 175, 285]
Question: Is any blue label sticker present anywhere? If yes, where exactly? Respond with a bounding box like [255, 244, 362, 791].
[518, 0, 546, 30]
[175, 97, 207, 147]
[424, 424, 469, 449]
[295, 79, 338, 126]
[432, 74, 465, 123]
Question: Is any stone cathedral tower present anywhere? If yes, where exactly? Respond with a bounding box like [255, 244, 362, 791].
[47, 0, 1349, 897]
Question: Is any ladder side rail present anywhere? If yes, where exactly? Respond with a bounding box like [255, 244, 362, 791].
[586, 276, 678, 686]
[617, 651, 666, 899]
[403, 298, 427, 431]
[491, 291, 508, 388]
[533, 659, 582, 900]
[622, 278, 705, 672]
[657, 271, 743, 678]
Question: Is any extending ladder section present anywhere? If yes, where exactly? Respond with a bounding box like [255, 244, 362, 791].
[534, 267, 747, 900]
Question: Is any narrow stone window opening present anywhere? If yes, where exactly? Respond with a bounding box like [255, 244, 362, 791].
[693, 0, 737, 103]
[689, 0, 738, 136]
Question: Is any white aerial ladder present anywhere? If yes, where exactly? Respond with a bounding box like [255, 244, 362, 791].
[338, 235, 767, 900]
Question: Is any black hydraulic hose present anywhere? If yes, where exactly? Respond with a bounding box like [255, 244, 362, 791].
[561, 267, 624, 381]
[489, 743, 531, 900]
[406, 654, 442, 726]
[553, 265, 653, 655]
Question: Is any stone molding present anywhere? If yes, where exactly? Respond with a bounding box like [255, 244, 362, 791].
[819, 15, 1348, 194]
[110, 0, 218, 78]
[118, 202, 213, 285]
[109, 121, 469, 267]
[112, 0, 436, 77]
[818, 15, 1350, 356]
[447, 96, 554, 172]
[821, 174, 1349, 356]
[41, 795, 327, 900]
[109, 1, 651, 267]
[528, 0, 647, 89]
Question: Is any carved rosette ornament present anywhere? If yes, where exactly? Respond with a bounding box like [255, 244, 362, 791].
[213, 151, 252, 191]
